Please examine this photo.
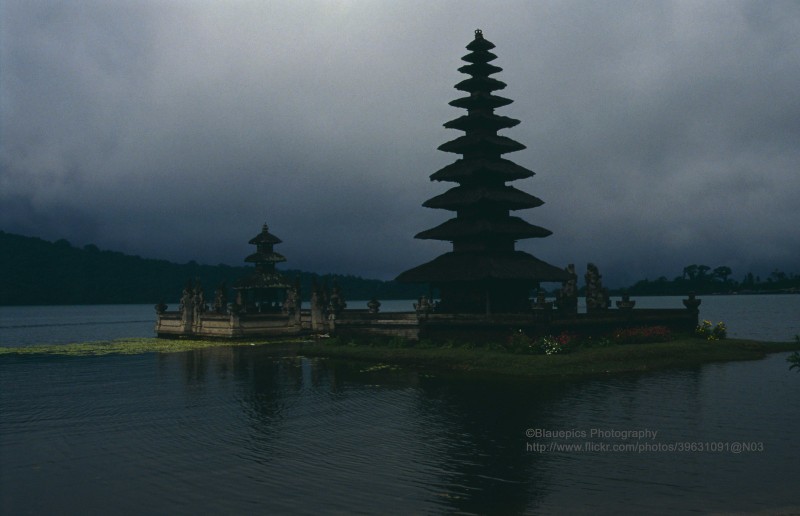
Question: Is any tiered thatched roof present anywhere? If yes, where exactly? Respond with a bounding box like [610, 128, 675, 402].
[236, 224, 290, 290]
[397, 29, 570, 306]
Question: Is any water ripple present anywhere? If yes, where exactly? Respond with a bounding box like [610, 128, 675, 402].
[2, 349, 799, 514]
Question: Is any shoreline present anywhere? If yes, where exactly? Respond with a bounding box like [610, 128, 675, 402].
[298, 338, 800, 378]
[2, 337, 799, 378]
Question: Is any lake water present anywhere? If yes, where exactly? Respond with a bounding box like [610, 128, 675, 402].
[1, 295, 799, 514]
[1, 294, 798, 346]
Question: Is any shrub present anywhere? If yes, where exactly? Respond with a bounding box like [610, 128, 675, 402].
[695, 320, 727, 340]
[537, 335, 564, 355]
[535, 332, 574, 355]
[506, 330, 537, 354]
[504, 330, 574, 355]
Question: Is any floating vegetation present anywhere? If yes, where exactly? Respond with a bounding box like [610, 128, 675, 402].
[789, 352, 800, 372]
[359, 363, 402, 373]
[0, 338, 307, 357]
[3, 337, 799, 379]
[789, 336, 800, 372]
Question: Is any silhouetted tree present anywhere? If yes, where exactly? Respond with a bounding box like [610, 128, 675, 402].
[713, 266, 732, 283]
[770, 269, 787, 282]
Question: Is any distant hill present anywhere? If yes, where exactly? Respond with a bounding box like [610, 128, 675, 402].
[4, 231, 795, 306]
[0, 231, 422, 306]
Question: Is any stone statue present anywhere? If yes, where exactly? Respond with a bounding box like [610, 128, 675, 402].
[367, 298, 381, 314]
[283, 283, 298, 315]
[310, 283, 320, 312]
[585, 263, 610, 313]
[179, 281, 194, 314]
[682, 292, 702, 313]
[282, 279, 300, 316]
[414, 295, 432, 316]
[328, 283, 346, 317]
[616, 292, 636, 310]
[178, 280, 195, 326]
[310, 280, 328, 331]
[213, 283, 227, 314]
[193, 280, 206, 317]
[532, 290, 552, 312]
[556, 264, 578, 314]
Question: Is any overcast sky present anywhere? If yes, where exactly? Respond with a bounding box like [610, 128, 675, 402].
[2, 1, 798, 287]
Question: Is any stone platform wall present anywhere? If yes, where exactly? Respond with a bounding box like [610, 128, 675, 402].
[157, 301, 699, 343]
[155, 310, 304, 339]
[333, 307, 699, 343]
[331, 310, 421, 340]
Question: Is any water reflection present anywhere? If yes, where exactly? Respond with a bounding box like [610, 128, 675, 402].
[2, 347, 797, 515]
[161, 348, 728, 513]
[210, 348, 797, 513]
[409, 376, 565, 513]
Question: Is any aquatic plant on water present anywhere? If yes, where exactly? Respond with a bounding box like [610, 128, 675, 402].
[0, 338, 300, 356]
[788, 352, 800, 372]
[789, 336, 800, 372]
[695, 320, 728, 341]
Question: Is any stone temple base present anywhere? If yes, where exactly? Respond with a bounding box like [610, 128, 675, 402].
[156, 298, 699, 343]
[156, 310, 307, 339]
[331, 307, 699, 343]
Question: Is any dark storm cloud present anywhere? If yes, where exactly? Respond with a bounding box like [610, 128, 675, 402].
[2, 1, 799, 286]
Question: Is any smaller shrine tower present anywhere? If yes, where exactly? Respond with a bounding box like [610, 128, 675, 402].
[234, 223, 291, 313]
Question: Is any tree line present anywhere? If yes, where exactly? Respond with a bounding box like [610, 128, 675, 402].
[623, 263, 800, 296]
[1, 231, 797, 305]
[0, 231, 420, 306]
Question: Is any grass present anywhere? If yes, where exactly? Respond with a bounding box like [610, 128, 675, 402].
[2, 335, 799, 379]
[298, 337, 800, 378]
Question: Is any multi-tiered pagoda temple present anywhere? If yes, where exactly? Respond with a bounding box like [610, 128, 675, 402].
[396, 29, 571, 314]
[155, 223, 306, 338]
[234, 223, 291, 312]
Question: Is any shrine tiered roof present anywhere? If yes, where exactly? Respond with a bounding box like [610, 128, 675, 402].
[397, 29, 570, 295]
[235, 223, 290, 291]
[398, 250, 569, 283]
[422, 185, 544, 211]
[414, 216, 552, 241]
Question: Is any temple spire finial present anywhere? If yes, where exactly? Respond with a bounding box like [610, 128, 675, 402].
[474, 28, 483, 38]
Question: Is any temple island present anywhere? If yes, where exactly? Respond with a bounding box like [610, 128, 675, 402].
[156, 30, 700, 342]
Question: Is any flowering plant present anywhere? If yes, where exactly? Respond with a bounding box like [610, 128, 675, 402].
[536, 332, 574, 355]
[538, 336, 564, 355]
[695, 320, 727, 340]
[505, 330, 574, 354]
